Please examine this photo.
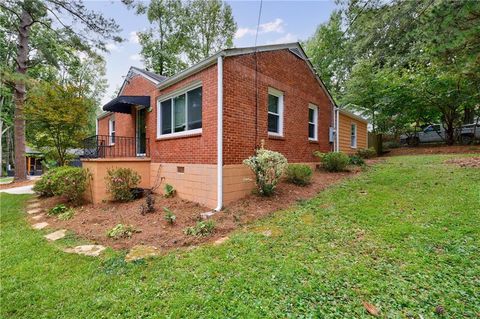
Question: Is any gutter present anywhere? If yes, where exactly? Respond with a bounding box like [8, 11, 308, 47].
[214, 55, 224, 211]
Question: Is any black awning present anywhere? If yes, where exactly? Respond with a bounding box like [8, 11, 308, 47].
[102, 96, 150, 114]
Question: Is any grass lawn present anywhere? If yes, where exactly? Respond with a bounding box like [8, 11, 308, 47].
[1, 155, 479, 318]
[0, 177, 13, 183]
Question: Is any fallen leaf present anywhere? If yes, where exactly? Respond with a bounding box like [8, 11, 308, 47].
[363, 301, 379, 316]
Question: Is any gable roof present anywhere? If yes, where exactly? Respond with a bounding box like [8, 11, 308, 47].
[118, 67, 168, 96]
[156, 42, 337, 108]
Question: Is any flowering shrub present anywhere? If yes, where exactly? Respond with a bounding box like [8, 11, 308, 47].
[243, 147, 288, 196]
[50, 167, 90, 204]
[105, 168, 141, 202]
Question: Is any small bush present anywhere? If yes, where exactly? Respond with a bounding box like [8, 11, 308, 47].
[243, 146, 288, 196]
[50, 167, 90, 204]
[356, 147, 377, 159]
[314, 151, 350, 172]
[47, 204, 68, 216]
[164, 184, 175, 198]
[163, 207, 176, 224]
[33, 169, 56, 197]
[349, 155, 365, 166]
[106, 224, 139, 239]
[285, 164, 313, 186]
[58, 209, 75, 221]
[184, 220, 215, 236]
[105, 168, 141, 202]
[139, 193, 155, 215]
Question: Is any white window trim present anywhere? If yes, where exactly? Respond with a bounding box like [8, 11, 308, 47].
[108, 117, 115, 145]
[308, 104, 318, 141]
[157, 84, 202, 139]
[351, 122, 357, 148]
[267, 87, 284, 137]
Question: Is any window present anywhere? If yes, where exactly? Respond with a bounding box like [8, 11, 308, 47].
[158, 86, 202, 137]
[109, 117, 115, 145]
[268, 87, 284, 136]
[351, 123, 357, 148]
[308, 104, 318, 141]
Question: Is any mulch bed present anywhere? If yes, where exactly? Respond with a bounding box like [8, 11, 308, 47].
[0, 179, 35, 190]
[445, 157, 480, 168]
[386, 145, 480, 156]
[38, 165, 366, 251]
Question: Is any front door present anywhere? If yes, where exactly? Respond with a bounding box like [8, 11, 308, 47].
[136, 108, 147, 156]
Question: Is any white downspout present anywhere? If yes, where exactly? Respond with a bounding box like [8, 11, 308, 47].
[215, 55, 224, 211]
[335, 107, 340, 152]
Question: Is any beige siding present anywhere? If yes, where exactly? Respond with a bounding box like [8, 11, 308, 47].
[338, 113, 368, 154]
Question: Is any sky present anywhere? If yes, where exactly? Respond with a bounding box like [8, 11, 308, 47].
[84, 0, 337, 105]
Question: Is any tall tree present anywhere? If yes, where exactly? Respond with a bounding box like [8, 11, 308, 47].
[0, 0, 120, 180]
[184, 0, 236, 63]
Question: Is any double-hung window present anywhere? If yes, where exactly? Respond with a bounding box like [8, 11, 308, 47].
[109, 117, 115, 145]
[308, 104, 318, 141]
[268, 87, 284, 136]
[158, 85, 202, 138]
[351, 123, 357, 148]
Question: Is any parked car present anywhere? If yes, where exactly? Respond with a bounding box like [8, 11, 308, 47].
[400, 123, 480, 145]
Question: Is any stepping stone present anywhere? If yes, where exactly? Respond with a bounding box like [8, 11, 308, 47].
[32, 215, 44, 221]
[213, 237, 229, 245]
[27, 208, 42, 215]
[64, 245, 106, 257]
[33, 222, 49, 230]
[125, 245, 160, 262]
[27, 202, 41, 209]
[201, 211, 216, 219]
[44, 229, 67, 241]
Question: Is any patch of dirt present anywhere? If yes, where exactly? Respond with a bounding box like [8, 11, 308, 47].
[0, 179, 35, 190]
[34, 167, 364, 251]
[445, 157, 480, 168]
[386, 145, 480, 157]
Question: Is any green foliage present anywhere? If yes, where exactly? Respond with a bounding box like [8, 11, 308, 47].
[184, 220, 215, 237]
[314, 151, 350, 172]
[47, 204, 68, 216]
[243, 147, 288, 196]
[50, 166, 90, 204]
[33, 169, 56, 197]
[58, 209, 75, 221]
[285, 164, 313, 186]
[383, 141, 401, 149]
[164, 184, 175, 198]
[106, 224, 139, 239]
[356, 148, 377, 159]
[349, 155, 365, 166]
[163, 207, 176, 224]
[105, 168, 141, 202]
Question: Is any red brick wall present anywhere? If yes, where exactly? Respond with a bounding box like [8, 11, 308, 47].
[223, 49, 334, 165]
[150, 64, 218, 164]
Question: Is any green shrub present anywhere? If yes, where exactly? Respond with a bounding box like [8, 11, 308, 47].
[106, 224, 139, 239]
[184, 220, 215, 236]
[349, 155, 365, 166]
[58, 209, 75, 221]
[164, 184, 175, 198]
[285, 164, 313, 186]
[105, 168, 141, 202]
[243, 146, 288, 196]
[356, 147, 377, 159]
[383, 141, 400, 149]
[33, 168, 58, 197]
[163, 207, 176, 224]
[50, 167, 90, 204]
[314, 151, 350, 172]
[47, 204, 68, 216]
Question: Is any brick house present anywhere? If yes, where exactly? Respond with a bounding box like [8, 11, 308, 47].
[85, 42, 368, 209]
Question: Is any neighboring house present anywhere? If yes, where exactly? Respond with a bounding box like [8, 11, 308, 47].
[334, 109, 368, 154]
[25, 146, 44, 176]
[84, 42, 368, 208]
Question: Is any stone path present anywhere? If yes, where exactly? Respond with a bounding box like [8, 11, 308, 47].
[27, 208, 42, 215]
[32, 222, 49, 230]
[125, 245, 160, 262]
[64, 245, 106, 257]
[27, 202, 41, 209]
[45, 229, 67, 241]
[0, 185, 34, 194]
[32, 215, 44, 221]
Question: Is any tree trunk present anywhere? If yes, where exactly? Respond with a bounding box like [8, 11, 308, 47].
[443, 111, 456, 146]
[13, 9, 32, 181]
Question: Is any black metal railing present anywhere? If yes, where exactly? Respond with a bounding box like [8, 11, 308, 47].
[82, 135, 150, 159]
